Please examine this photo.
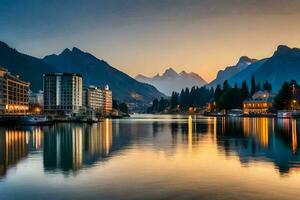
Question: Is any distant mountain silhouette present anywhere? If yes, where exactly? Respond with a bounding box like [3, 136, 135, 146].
[224, 45, 300, 91]
[43, 47, 164, 102]
[208, 56, 257, 88]
[227, 58, 268, 86]
[135, 68, 207, 96]
[253, 45, 300, 91]
[0, 41, 56, 91]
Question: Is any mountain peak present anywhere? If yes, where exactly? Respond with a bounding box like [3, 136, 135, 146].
[209, 56, 257, 87]
[238, 56, 256, 64]
[61, 48, 71, 55]
[235, 56, 257, 71]
[60, 47, 85, 56]
[274, 45, 300, 57]
[162, 68, 178, 77]
[72, 47, 84, 53]
[179, 70, 187, 75]
[277, 45, 291, 52]
[135, 67, 207, 95]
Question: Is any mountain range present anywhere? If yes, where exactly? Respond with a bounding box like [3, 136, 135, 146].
[1, 39, 300, 102]
[209, 45, 300, 91]
[0, 41, 164, 103]
[135, 68, 207, 96]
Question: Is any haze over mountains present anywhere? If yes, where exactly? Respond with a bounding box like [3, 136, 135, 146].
[135, 68, 207, 96]
[209, 45, 300, 91]
[0, 41, 164, 103]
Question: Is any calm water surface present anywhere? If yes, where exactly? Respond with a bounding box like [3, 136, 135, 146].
[1, 115, 300, 200]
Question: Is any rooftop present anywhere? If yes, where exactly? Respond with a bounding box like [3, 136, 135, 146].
[43, 72, 82, 77]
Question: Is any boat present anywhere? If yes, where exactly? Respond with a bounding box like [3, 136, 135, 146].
[228, 109, 243, 117]
[277, 110, 294, 118]
[21, 115, 53, 125]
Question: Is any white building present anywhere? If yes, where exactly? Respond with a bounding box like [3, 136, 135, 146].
[43, 73, 82, 114]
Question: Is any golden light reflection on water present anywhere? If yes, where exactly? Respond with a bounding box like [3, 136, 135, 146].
[188, 115, 193, 153]
[292, 119, 297, 154]
[72, 127, 83, 170]
[242, 118, 270, 147]
[1, 116, 300, 199]
[103, 119, 113, 155]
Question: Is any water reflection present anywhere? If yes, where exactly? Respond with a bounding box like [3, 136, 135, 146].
[43, 120, 114, 173]
[0, 116, 300, 178]
[215, 117, 300, 173]
[0, 127, 43, 178]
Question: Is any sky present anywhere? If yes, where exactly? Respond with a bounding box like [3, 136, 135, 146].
[1, 0, 300, 82]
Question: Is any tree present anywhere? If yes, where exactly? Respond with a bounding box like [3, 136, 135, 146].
[179, 88, 191, 109]
[179, 89, 185, 108]
[274, 82, 293, 110]
[147, 86, 214, 113]
[250, 75, 256, 95]
[223, 80, 230, 91]
[147, 98, 159, 113]
[158, 97, 169, 112]
[219, 88, 243, 111]
[263, 81, 272, 92]
[256, 81, 261, 91]
[241, 80, 249, 99]
[234, 83, 238, 89]
[170, 92, 179, 109]
[184, 88, 191, 107]
[214, 84, 223, 109]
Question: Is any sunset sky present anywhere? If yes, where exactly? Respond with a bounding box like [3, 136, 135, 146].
[1, 0, 300, 82]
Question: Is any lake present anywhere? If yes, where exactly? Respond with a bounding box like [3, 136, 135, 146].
[0, 115, 300, 200]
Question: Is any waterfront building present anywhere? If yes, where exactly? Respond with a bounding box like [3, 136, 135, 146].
[0, 67, 30, 114]
[83, 85, 104, 112]
[243, 90, 275, 114]
[103, 85, 113, 115]
[83, 85, 112, 115]
[43, 73, 82, 114]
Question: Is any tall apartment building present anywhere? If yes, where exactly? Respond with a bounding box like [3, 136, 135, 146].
[0, 67, 30, 114]
[83, 85, 112, 115]
[43, 73, 82, 114]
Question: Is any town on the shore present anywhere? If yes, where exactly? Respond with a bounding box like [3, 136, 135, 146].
[0, 67, 129, 125]
[1, 63, 300, 124]
[147, 76, 300, 118]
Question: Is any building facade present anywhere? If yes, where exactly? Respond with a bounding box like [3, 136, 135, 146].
[0, 67, 30, 114]
[83, 86, 104, 112]
[103, 85, 112, 115]
[243, 90, 274, 114]
[43, 73, 82, 114]
[83, 85, 112, 115]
